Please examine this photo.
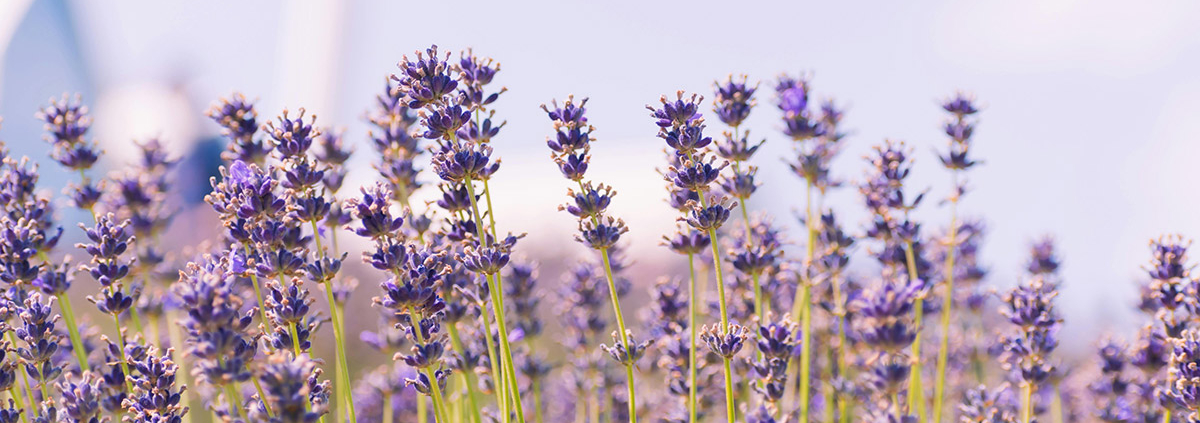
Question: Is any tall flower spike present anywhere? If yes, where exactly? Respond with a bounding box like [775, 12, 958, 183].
[546, 95, 644, 423]
[999, 275, 1061, 423]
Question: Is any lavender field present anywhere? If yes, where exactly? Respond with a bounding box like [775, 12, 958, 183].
[2, 2, 1199, 423]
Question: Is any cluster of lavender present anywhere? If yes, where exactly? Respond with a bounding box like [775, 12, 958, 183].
[0, 44, 1193, 423]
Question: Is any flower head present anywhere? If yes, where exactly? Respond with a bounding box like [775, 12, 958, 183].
[259, 354, 325, 423]
[701, 324, 748, 359]
[208, 93, 272, 164]
[431, 142, 498, 183]
[265, 108, 320, 158]
[601, 330, 652, 364]
[39, 94, 100, 171]
[681, 199, 735, 232]
[394, 45, 458, 109]
[712, 74, 757, 127]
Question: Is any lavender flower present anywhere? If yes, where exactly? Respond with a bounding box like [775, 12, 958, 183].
[1171, 330, 1200, 421]
[58, 373, 103, 423]
[38, 94, 99, 172]
[14, 293, 64, 390]
[208, 93, 272, 164]
[394, 45, 458, 109]
[175, 256, 259, 412]
[123, 347, 189, 422]
[9, 45, 1199, 423]
[958, 385, 1018, 423]
[712, 75, 757, 128]
[752, 316, 798, 407]
[258, 354, 326, 423]
[999, 275, 1061, 422]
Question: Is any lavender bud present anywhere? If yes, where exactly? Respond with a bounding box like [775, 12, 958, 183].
[600, 330, 652, 365]
[712, 75, 757, 127]
[701, 324, 748, 359]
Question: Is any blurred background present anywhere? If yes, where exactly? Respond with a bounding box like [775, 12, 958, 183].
[3, 0, 1199, 352]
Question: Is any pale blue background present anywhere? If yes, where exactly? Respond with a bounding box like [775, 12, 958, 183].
[4, 0, 1198, 347]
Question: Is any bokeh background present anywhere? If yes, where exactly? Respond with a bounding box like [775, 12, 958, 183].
[3, 0, 1199, 355]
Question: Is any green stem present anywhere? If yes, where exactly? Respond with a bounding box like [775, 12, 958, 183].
[128, 305, 145, 338]
[276, 277, 316, 419]
[798, 283, 813, 422]
[328, 216, 347, 423]
[112, 313, 136, 394]
[7, 333, 34, 423]
[1021, 382, 1033, 423]
[396, 181, 413, 211]
[687, 253, 698, 423]
[832, 271, 851, 423]
[464, 177, 525, 423]
[599, 248, 638, 423]
[334, 314, 345, 422]
[215, 355, 244, 418]
[734, 166, 765, 326]
[224, 382, 243, 418]
[55, 293, 90, 371]
[323, 281, 356, 421]
[481, 176, 526, 422]
[932, 185, 960, 423]
[695, 194, 730, 331]
[311, 220, 357, 422]
[288, 322, 303, 356]
[147, 313, 161, 350]
[532, 379, 544, 423]
[447, 322, 483, 423]
[253, 377, 275, 418]
[822, 352, 835, 423]
[624, 362, 639, 423]
[486, 272, 526, 423]
[36, 252, 90, 372]
[893, 393, 902, 422]
[5, 387, 27, 423]
[783, 178, 819, 421]
[410, 310, 450, 423]
[482, 179, 499, 239]
[479, 302, 508, 422]
[418, 395, 427, 423]
[384, 389, 394, 423]
[722, 358, 735, 423]
[704, 226, 736, 423]
[903, 240, 926, 423]
[165, 309, 195, 423]
[244, 245, 276, 339]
